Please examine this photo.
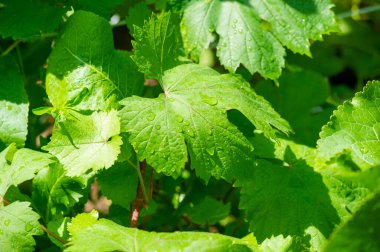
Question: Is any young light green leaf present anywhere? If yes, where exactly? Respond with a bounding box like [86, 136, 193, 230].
[0, 56, 29, 148]
[132, 11, 183, 79]
[317, 81, 380, 170]
[181, 0, 337, 79]
[0, 0, 66, 40]
[66, 212, 258, 252]
[47, 10, 144, 112]
[43, 110, 122, 176]
[323, 189, 380, 252]
[0, 144, 53, 196]
[0, 201, 43, 251]
[32, 163, 88, 222]
[119, 64, 291, 181]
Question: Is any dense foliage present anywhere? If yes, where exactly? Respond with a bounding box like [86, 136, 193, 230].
[1, 0, 380, 251]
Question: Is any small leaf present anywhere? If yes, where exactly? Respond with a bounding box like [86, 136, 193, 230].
[43, 110, 122, 176]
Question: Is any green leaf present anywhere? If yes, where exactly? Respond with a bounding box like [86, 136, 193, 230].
[0, 56, 29, 147]
[259, 235, 293, 252]
[125, 2, 152, 32]
[317, 81, 380, 170]
[0, 201, 43, 251]
[187, 196, 230, 225]
[32, 163, 88, 222]
[240, 148, 339, 245]
[66, 212, 258, 252]
[74, 0, 124, 17]
[0, 144, 53, 196]
[181, 0, 337, 79]
[119, 64, 290, 181]
[47, 217, 70, 248]
[0, 0, 66, 40]
[131, 11, 183, 79]
[97, 162, 138, 209]
[46, 10, 144, 112]
[254, 70, 333, 146]
[323, 189, 380, 252]
[43, 110, 122, 176]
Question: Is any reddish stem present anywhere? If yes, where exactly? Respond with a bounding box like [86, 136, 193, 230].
[130, 160, 147, 228]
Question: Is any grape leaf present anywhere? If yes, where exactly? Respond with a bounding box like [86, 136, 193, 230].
[131, 11, 183, 79]
[43, 110, 122, 177]
[240, 148, 340, 245]
[181, 0, 337, 79]
[0, 201, 43, 251]
[46, 10, 143, 112]
[317, 81, 380, 170]
[0, 56, 29, 148]
[0, 0, 66, 40]
[187, 196, 230, 225]
[74, 0, 124, 17]
[97, 162, 138, 210]
[119, 63, 291, 181]
[323, 189, 380, 252]
[254, 70, 333, 146]
[66, 212, 257, 252]
[32, 163, 88, 222]
[47, 217, 70, 248]
[0, 144, 53, 196]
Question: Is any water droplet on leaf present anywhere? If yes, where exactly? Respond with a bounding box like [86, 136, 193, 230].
[186, 129, 195, 137]
[176, 115, 183, 123]
[4, 220, 10, 226]
[360, 147, 368, 154]
[206, 147, 215, 155]
[25, 223, 33, 232]
[203, 97, 218, 106]
[145, 112, 155, 121]
[155, 124, 161, 130]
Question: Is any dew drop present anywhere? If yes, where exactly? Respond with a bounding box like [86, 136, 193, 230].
[0, 229, 3, 235]
[4, 220, 10, 226]
[175, 127, 183, 133]
[184, 121, 190, 126]
[145, 112, 156, 121]
[25, 223, 33, 232]
[360, 147, 368, 154]
[203, 97, 218, 106]
[7, 105, 12, 110]
[150, 149, 155, 154]
[208, 27, 215, 33]
[238, 28, 243, 34]
[176, 115, 184, 123]
[155, 124, 161, 130]
[206, 147, 215, 156]
[208, 130, 213, 136]
[254, 161, 259, 167]
[301, 18, 305, 23]
[233, 18, 237, 23]
[232, 24, 236, 29]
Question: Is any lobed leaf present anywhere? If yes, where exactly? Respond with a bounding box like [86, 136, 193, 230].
[181, 0, 337, 79]
[119, 64, 291, 181]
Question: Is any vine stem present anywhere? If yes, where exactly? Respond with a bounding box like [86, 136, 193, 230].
[129, 160, 149, 228]
[337, 4, 380, 19]
[1, 40, 21, 57]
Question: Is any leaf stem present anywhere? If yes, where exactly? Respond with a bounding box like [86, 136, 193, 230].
[130, 160, 148, 228]
[1, 40, 21, 57]
[39, 223, 67, 245]
[337, 4, 380, 19]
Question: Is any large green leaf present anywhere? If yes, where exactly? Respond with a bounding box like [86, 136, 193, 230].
[66, 212, 257, 252]
[43, 110, 122, 176]
[317, 81, 380, 170]
[0, 56, 29, 148]
[0, 144, 53, 196]
[240, 150, 340, 245]
[323, 189, 380, 252]
[0, 201, 43, 251]
[32, 163, 88, 222]
[0, 0, 66, 40]
[131, 11, 183, 79]
[119, 64, 291, 181]
[46, 10, 143, 112]
[181, 0, 337, 79]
